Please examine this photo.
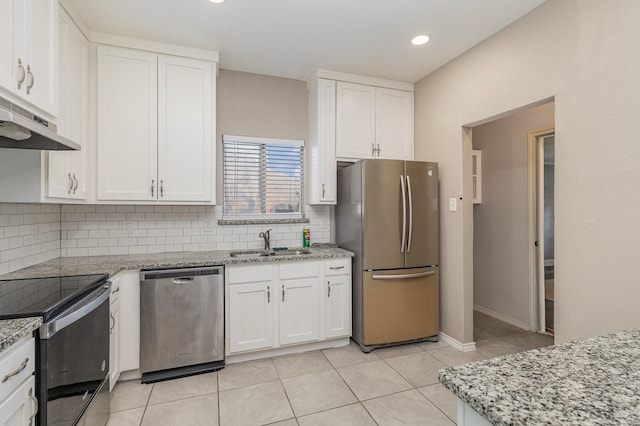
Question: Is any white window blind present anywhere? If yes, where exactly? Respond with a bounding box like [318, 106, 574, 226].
[223, 135, 304, 217]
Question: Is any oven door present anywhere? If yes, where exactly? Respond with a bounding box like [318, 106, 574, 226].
[39, 282, 111, 426]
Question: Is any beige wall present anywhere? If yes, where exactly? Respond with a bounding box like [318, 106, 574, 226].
[216, 69, 308, 203]
[415, 0, 640, 344]
[472, 102, 554, 327]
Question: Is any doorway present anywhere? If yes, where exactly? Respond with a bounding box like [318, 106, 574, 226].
[532, 131, 555, 334]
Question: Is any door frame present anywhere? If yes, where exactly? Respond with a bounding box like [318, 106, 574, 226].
[527, 127, 555, 332]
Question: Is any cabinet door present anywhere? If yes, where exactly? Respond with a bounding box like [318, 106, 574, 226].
[0, 375, 37, 426]
[157, 55, 213, 202]
[0, 0, 22, 97]
[119, 271, 140, 372]
[375, 88, 413, 160]
[49, 10, 88, 200]
[22, 0, 58, 116]
[307, 78, 337, 205]
[229, 282, 274, 353]
[97, 46, 158, 201]
[336, 82, 376, 160]
[324, 275, 351, 339]
[279, 278, 319, 345]
[109, 275, 122, 391]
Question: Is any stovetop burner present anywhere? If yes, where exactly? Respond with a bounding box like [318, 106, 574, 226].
[0, 274, 109, 321]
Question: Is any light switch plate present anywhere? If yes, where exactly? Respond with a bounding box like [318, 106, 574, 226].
[449, 198, 457, 212]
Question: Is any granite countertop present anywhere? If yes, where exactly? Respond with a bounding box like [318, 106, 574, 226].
[440, 329, 640, 425]
[0, 317, 42, 354]
[0, 247, 353, 280]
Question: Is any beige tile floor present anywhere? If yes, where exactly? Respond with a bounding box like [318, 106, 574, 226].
[107, 312, 553, 426]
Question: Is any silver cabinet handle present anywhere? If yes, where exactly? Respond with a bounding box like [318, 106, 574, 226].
[371, 143, 376, 157]
[2, 357, 29, 383]
[372, 271, 435, 280]
[110, 312, 115, 332]
[26, 65, 34, 95]
[282, 285, 285, 302]
[406, 175, 413, 252]
[267, 285, 270, 303]
[112, 286, 120, 294]
[376, 144, 381, 157]
[151, 179, 155, 197]
[72, 173, 78, 194]
[329, 266, 345, 270]
[327, 281, 331, 298]
[322, 184, 325, 198]
[28, 387, 38, 426]
[171, 277, 194, 284]
[68, 172, 73, 194]
[400, 175, 407, 253]
[160, 179, 164, 197]
[16, 59, 25, 89]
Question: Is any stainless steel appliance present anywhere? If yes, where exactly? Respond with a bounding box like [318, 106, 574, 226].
[0, 274, 111, 425]
[0, 98, 80, 150]
[140, 266, 224, 383]
[336, 159, 440, 352]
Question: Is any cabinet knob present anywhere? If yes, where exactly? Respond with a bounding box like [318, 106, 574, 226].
[26, 65, 34, 95]
[16, 59, 26, 89]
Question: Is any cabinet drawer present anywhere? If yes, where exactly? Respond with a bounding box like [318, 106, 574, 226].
[0, 338, 35, 402]
[227, 265, 273, 284]
[279, 262, 320, 280]
[324, 258, 351, 276]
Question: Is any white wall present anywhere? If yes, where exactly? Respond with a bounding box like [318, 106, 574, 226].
[414, 0, 640, 344]
[472, 102, 554, 327]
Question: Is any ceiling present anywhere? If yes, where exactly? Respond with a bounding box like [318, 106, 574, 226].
[62, 0, 545, 83]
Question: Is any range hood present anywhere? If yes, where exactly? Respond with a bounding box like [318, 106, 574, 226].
[0, 101, 80, 151]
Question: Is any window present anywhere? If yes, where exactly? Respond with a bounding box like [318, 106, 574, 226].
[223, 135, 304, 218]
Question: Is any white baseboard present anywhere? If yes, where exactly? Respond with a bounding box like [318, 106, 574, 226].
[439, 332, 477, 352]
[474, 304, 530, 331]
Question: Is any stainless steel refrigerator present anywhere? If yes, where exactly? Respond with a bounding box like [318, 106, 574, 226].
[336, 159, 439, 352]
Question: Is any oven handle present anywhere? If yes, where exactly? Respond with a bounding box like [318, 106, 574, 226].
[40, 282, 111, 339]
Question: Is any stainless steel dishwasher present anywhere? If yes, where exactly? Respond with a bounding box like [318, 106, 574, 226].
[140, 266, 224, 383]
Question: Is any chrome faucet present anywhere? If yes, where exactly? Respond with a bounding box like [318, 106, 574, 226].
[258, 229, 272, 250]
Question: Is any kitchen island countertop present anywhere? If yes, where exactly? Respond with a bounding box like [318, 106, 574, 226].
[0, 247, 353, 280]
[439, 329, 640, 425]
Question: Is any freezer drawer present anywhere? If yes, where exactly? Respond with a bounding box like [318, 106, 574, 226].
[362, 267, 439, 346]
[140, 266, 224, 380]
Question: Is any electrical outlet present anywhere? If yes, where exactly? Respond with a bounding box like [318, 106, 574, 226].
[449, 198, 457, 212]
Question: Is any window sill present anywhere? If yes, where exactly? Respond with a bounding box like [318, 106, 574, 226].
[217, 218, 310, 226]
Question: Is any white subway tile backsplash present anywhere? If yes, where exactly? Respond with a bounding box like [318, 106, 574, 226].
[1, 204, 332, 270]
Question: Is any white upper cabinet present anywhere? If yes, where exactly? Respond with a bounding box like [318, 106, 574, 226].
[336, 82, 413, 161]
[375, 88, 413, 160]
[157, 55, 213, 202]
[0, 0, 58, 117]
[336, 82, 376, 160]
[97, 45, 215, 203]
[306, 78, 337, 204]
[97, 46, 158, 201]
[48, 8, 89, 200]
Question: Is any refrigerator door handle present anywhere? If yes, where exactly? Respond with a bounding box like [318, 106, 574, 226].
[400, 175, 407, 253]
[371, 271, 436, 280]
[406, 175, 413, 252]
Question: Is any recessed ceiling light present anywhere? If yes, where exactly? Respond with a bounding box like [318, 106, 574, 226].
[411, 35, 430, 46]
[208, 0, 225, 3]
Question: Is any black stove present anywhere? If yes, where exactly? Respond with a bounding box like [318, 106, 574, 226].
[0, 274, 108, 321]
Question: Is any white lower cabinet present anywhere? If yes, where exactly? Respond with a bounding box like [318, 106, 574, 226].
[228, 281, 275, 353]
[226, 258, 351, 357]
[113, 270, 140, 378]
[0, 338, 37, 426]
[109, 273, 123, 391]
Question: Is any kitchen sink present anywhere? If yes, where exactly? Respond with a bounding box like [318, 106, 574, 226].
[269, 249, 312, 256]
[229, 249, 312, 258]
[229, 250, 272, 258]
